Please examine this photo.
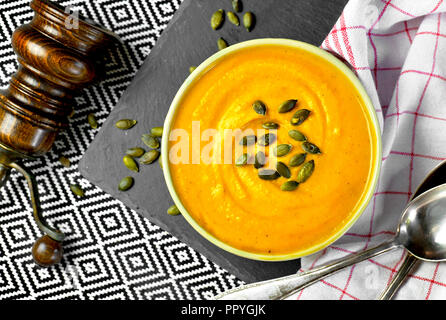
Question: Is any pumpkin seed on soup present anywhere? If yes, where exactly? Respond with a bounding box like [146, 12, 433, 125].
[236, 153, 249, 166]
[278, 99, 297, 113]
[253, 100, 267, 115]
[239, 135, 257, 146]
[258, 133, 276, 146]
[288, 129, 307, 141]
[291, 109, 311, 126]
[116, 119, 137, 130]
[140, 150, 160, 165]
[254, 151, 266, 169]
[289, 153, 307, 167]
[167, 205, 181, 216]
[87, 113, 98, 129]
[262, 122, 279, 130]
[296, 160, 315, 183]
[243, 12, 254, 32]
[232, 0, 242, 12]
[211, 9, 224, 30]
[118, 177, 134, 191]
[258, 169, 280, 180]
[274, 144, 292, 157]
[281, 180, 299, 191]
[302, 141, 322, 154]
[217, 37, 229, 50]
[141, 134, 160, 149]
[123, 155, 139, 172]
[227, 11, 240, 26]
[126, 147, 145, 158]
[276, 162, 291, 178]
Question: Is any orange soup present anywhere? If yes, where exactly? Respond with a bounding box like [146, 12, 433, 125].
[168, 44, 378, 257]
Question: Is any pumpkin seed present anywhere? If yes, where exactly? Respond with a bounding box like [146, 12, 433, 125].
[276, 162, 291, 178]
[243, 12, 254, 32]
[141, 134, 160, 149]
[236, 153, 249, 166]
[253, 100, 267, 115]
[274, 144, 292, 157]
[218, 37, 228, 50]
[118, 177, 134, 191]
[258, 133, 276, 147]
[87, 113, 98, 129]
[159, 154, 163, 169]
[239, 135, 257, 146]
[167, 205, 181, 216]
[291, 109, 311, 125]
[254, 151, 266, 169]
[258, 169, 280, 180]
[70, 184, 84, 197]
[126, 147, 145, 158]
[211, 9, 224, 30]
[289, 153, 307, 167]
[189, 66, 197, 73]
[262, 122, 279, 130]
[116, 119, 137, 130]
[227, 11, 240, 26]
[296, 160, 315, 183]
[140, 150, 160, 165]
[302, 141, 321, 154]
[123, 155, 139, 172]
[232, 0, 242, 12]
[59, 156, 71, 168]
[278, 99, 297, 113]
[281, 180, 299, 191]
[288, 129, 307, 141]
[150, 127, 163, 137]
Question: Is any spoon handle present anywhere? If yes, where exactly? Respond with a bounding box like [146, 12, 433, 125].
[378, 253, 418, 300]
[214, 240, 400, 300]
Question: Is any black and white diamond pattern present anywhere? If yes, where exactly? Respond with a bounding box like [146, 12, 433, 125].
[0, 0, 243, 300]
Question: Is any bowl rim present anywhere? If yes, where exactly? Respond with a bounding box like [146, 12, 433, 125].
[161, 38, 382, 262]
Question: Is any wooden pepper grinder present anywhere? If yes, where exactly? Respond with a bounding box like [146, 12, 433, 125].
[0, 0, 119, 267]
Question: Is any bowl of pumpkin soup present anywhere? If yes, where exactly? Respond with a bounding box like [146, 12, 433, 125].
[162, 39, 381, 261]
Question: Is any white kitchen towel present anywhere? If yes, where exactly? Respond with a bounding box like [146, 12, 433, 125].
[296, 0, 446, 300]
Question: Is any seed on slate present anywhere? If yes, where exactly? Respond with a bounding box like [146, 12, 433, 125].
[254, 151, 266, 169]
[123, 155, 139, 172]
[159, 154, 163, 169]
[291, 109, 311, 126]
[239, 135, 257, 146]
[70, 184, 84, 197]
[227, 11, 240, 26]
[276, 162, 291, 178]
[126, 147, 145, 158]
[116, 119, 137, 130]
[151, 127, 163, 137]
[118, 177, 134, 191]
[288, 129, 307, 141]
[141, 134, 160, 149]
[140, 150, 160, 165]
[281, 181, 299, 191]
[232, 0, 242, 12]
[258, 133, 276, 147]
[243, 12, 255, 32]
[87, 113, 98, 129]
[258, 169, 280, 180]
[59, 156, 71, 168]
[262, 122, 279, 130]
[289, 153, 307, 167]
[218, 37, 229, 50]
[302, 141, 322, 154]
[274, 144, 292, 157]
[167, 205, 181, 216]
[296, 160, 315, 183]
[253, 100, 267, 115]
[236, 153, 249, 166]
[211, 9, 224, 30]
[278, 99, 298, 113]
[189, 66, 197, 73]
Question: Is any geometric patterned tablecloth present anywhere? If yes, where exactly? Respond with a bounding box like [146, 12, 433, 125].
[0, 0, 242, 299]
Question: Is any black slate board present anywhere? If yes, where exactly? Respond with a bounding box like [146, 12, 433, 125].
[79, 0, 348, 283]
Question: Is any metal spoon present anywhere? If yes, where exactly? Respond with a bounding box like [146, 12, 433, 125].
[379, 160, 446, 299]
[214, 183, 446, 300]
